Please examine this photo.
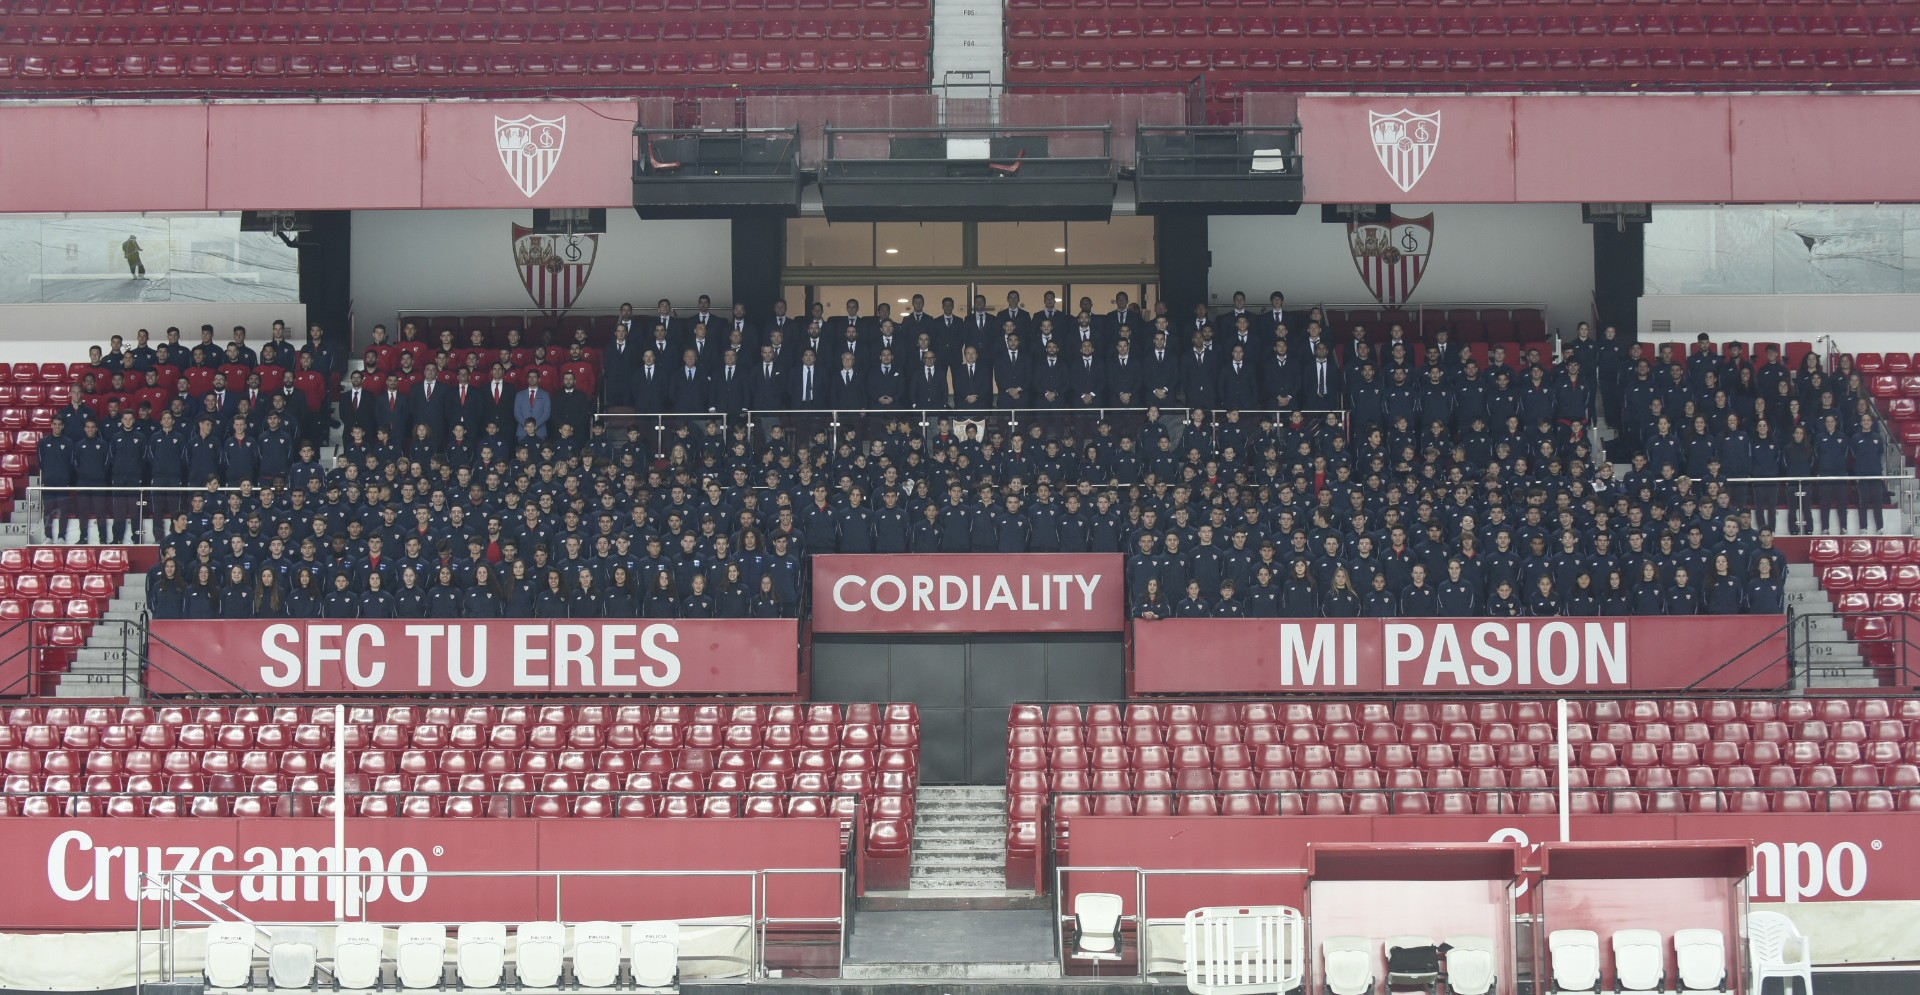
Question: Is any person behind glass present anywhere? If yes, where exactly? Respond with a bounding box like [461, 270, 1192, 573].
[393, 565, 430, 618]
[320, 573, 359, 618]
[1811, 412, 1853, 534]
[1132, 577, 1171, 620]
[360, 573, 398, 619]
[1600, 571, 1634, 616]
[1629, 561, 1666, 615]
[1702, 554, 1745, 615]
[1485, 580, 1522, 618]
[427, 565, 464, 617]
[1280, 559, 1319, 617]
[643, 572, 679, 618]
[534, 570, 569, 619]
[464, 563, 501, 618]
[1564, 572, 1600, 616]
[284, 566, 320, 618]
[1322, 568, 1362, 618]
[250, 569, 287, 619]
[570, 567, 605, 618]
[1850, 413, 1887, 534]
[1665, 567, 1702, 615]
[1361, 571, 1397, 618]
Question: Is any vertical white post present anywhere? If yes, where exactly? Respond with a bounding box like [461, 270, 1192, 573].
[1556, 698, 1571, 843]
[334, 703, 355, 919]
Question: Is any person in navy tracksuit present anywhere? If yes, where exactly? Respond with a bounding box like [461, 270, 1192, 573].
[71, 419, 111, 543]
[38, 417, 75, 542]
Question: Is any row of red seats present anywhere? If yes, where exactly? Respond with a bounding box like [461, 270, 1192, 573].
[1021, 787, 1918, 820]
[1013, 739, 1919, 776]
[7, 701, 919, 727]
[1011, 12, 1920, 39]
[1855, 352, 1918, 373]
[0, 363, 88, 386]
[5, 16, 933, 44]
[0, 384, 75, 407]
[8, 745, 917, 777]
[1009, 0, 1902, 10]
[12, 769, 910, 796]
[4, 721, 918, 752]
[1012, 719, 1917, 752]
[1014, 758, 1920, 794]
[1014, 697, 1914, 727]
[0, 48, 930, 80]
[1810, 537, 1918, 564]
[1, 0, 927, 15]
[1835, 591, 1920, 615]
[1008, 44, 1919, 74]
[1820, 563, 1920, 591]
[6, 791, 908, 825]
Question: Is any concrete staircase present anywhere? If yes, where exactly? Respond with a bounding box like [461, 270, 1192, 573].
[1788, 568, 1881, 689]
[930, 0, 1002, 89]
[910, 785, 1010, 893]
[55, 571, 145, 698]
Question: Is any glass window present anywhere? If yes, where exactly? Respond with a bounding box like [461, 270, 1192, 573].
[874, 222, 963, 268]
[785, 220, 873, 267]
[977, 221, 1067, 267]
[1066, 217, 1156, 266]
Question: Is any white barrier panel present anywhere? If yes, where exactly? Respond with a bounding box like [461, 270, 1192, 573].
[1182, 906, 1304, 995]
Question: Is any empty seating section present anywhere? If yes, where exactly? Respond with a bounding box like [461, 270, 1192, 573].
[0, 545, 135, 673]
[1862, 351, 1920, 465]
[0, 701, 920, 855]
[0, 0, 932, 89]
[0, 365, 80, 522]
[1003, 0, 1920, 90]
[1007, 699, 1920, 860]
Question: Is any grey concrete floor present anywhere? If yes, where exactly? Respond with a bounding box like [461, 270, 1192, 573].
[847, 910, 1057, 964]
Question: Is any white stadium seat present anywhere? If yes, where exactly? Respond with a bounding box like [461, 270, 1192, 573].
[1322, 935, 1374, 995]
[631, 921, 681, 991]
[1612, 929, 1664, 993]
[457, 922, 507, 989]
[572, 922, 626, 989]
[203, 922, 257, 989]
[269, 928, 321, 989]
[332, 922, 386, 990]
[514, 922, 567, 988]
[1748, 912, 1813, 995]
[1547, 929, 1600, 993]
[1070, 893, 1124, 961]
[1673, 928, 1727, 992]
[1444, 935, 1497, 995]
[395, 923, 447, 989]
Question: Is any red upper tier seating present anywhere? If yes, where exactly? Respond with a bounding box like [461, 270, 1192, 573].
[0, 0, 932, 90]
[0, 701, 920, 859]
[1005, 0, 1920, 91]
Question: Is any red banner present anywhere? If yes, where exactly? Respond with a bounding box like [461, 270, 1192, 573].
[1065, 813, 1910, 909]
[811, 554, 1126, 634]
[12, 818, 841, 930]
[145, 619, 799, 695]
[1130, 617, 1788, 694]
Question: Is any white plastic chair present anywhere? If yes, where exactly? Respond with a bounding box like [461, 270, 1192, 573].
[572, 922, 625, 988]
[332, 922, 386, 990]
[631, 921, 680, 991]
[1445, 935, 1497, 995]
[1675, 928, 1728, 992]
[1250, 150, 1289, 173]
[513, 922, 567, 989]
[1612, 929, 1665, 993]
[270, 928, 321, 989]
[1071, 892, 1124, 961]
[1748, 911, 1813, 995]
[456, 922, 507, 989]
[203, 922, 257, 989]
[395, 923, 447, 989]
[1548, 929, 1601, 993]
[1323, 935, 1375, 995]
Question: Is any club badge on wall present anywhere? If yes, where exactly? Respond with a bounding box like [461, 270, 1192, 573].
[1368, 109, 1440, 194]
[1347, 213, 1435, 306]
[495, 114, 567, 198]
[511, 224, 598, 315]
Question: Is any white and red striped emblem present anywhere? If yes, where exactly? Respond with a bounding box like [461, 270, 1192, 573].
[495, 114, 566, 198]
[1347, 213, 1435, 307]
[511, 224, 599, 315]
[1368, 109, 1440, 194]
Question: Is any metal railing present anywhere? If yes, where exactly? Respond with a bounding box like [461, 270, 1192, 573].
[26, 484, 248, 544]
[1724, 474, 1912, 535]
[823, 123, 1116, 168]
[1135, 125, 1303, 181]
[738, 406, 1348, 454]
[138, 865, 846, 988]
[1792, 609, 1920, 690]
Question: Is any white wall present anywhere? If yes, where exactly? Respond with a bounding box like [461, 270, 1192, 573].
[348, 209, 732, 342]
[1208, 204, 1596, 331]
[1641, 294, 1920, 355]
[0, 302, 306, 367]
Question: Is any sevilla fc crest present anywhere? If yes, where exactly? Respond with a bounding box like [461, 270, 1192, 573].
[1368, 109, 1440, 194]
[512, 224, 599, 315]
[495, 114, 566, 198]
[1348, 213, 1434, 306]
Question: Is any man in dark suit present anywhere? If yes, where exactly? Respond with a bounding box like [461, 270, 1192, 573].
[911, 349, 949, 409]
[1069, 339, 1106, 408]
[338, 370, 376, 437]
[1180, 334, 1219, 410]
[996, 290, 1031, 338]
[1140, 330, 1180, 408]
[870, 348, 907, 410]
[648, 299, 680, 364]
[478, 364, 517, 433]
[930, 297, 966, 367]
[951, 345, 992, 410]
[897, 294, 934, 341]
[1107, 339, 1142, 407]
[788, 350, 825, 410]
[1261, 338, 1300, 412]
[551, 371, 595, 438]
[449, 367, 488, 436]
[603, 324, 641, 408]
[372, 380, 412, 441]
[407, 365, 452, 447]
[1104, 291, 1147, 341]
[1034, 341, 1071, 408]
[747, 345, 787, 409]
[827, 298, 873, 344]
[992, 333, 1033, 408]
[1034, 291, 1067, 335]
[710, 351, 747, 414]
[827, 351, 867, 409]
[1259, 291, 1301, 348]
[632, 350, 667, 414]
[1302, 343, 1343, 410]
[1218, 344, 1261, 411]
[670, 348, 710, 413]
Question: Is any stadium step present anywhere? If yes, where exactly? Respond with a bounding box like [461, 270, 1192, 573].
[909, 785, 1010, 893]
[842, 909, 1061, 980]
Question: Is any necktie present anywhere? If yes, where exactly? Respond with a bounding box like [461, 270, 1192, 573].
[1011, 351, 1018, 363]
[726, 368, 733, 381]
[843, 370, 852, 384]
[1318, 363, 1328, 395]
[1085, 359, 1092, 369]
[460, 386, 467, 404]
[968, 364, 975, 376]
[687, 369, 694, 381]
[764, 363, 772, 379]
[493, 384, 500, 402]
[425, 384, 432, 400]
[804, 369, 812, 399]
